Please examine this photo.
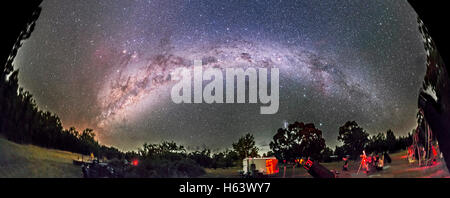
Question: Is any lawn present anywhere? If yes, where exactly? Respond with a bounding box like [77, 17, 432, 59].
[201, 167, 242, 178]
[0, 137, 84, 178]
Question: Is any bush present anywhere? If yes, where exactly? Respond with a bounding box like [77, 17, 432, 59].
[122, 142, 206, 178]
[128, 156, 205, 178]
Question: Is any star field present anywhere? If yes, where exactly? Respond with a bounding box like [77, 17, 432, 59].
[15, 0, 426, 152]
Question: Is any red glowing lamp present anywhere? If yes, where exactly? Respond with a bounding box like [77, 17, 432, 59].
[132, 159, 139, 166]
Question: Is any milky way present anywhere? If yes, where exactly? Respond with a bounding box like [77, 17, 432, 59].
[15, 0, 426, 151]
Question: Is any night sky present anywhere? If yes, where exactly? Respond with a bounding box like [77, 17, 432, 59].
[14, 0, 426, 152]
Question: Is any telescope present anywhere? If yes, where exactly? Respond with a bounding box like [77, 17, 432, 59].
[299, 159, 335, 178]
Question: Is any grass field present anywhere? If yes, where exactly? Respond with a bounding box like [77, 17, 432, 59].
[201, 167, 242, 178]
[0, 137, 83, 178]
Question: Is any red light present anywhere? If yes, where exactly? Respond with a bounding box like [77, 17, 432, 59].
[132, 159, 139, 166]
[265, 159, 279, 175]
[303, 159, 313, 170]
[432, 145, 438, 157]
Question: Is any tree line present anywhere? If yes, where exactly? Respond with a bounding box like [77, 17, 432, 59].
[0, 6, 123, 160]
[268, 121, 413, 163]
[122, 119, 414, 177]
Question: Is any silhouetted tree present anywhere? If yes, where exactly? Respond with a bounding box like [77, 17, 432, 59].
[386, 129, 397, 153]
[209, 149, 238, 169]
[321, 147, 334, 162]
[337, 121, 369, 159]
[223, 149, 239, 167]
[365, 132, 387, 154]
[131, 142, 204, 178]
[334, 145, 346, 159]
[189, 148, 213, 168]
[232, 133, 259, 160]
[365, 130, 412, 155]
[270, 122, 326, 162]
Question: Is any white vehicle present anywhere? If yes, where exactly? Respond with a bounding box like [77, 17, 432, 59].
[242, 157, 279, 176]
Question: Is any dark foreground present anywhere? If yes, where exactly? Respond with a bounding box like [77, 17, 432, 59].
[1, 137, 448, 178]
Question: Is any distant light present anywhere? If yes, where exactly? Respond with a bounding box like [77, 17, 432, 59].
[132, 159, 139, 166]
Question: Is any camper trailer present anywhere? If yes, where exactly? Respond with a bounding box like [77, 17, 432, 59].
[241, 157, 279, 177]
